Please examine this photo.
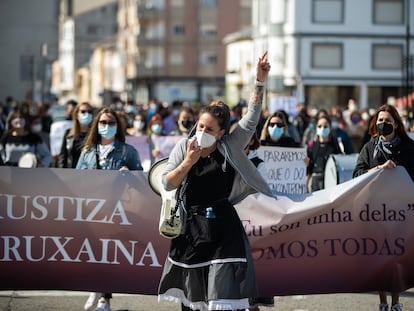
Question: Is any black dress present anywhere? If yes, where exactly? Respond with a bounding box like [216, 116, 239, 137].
[307, 139, 341, 191]
[158, 149, 258, 310]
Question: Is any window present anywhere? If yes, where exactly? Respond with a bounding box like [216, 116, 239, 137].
[169, 52, 184, 65]
[172, 24, 185, 35]
[372, 44, 402, 70]
[200, 52, 217, 65]
[373, 0, 404, 25]
[200, 0, 216, 7]
[312, 0, 344, 24]
[171, 0, 184, 6]
[200, 24, 217, 36]
[312, 43, 342, 69]
[87, 24, 100, 35]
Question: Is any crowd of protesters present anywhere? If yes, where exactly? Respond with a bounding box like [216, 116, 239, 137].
[1, 95, 414, 171]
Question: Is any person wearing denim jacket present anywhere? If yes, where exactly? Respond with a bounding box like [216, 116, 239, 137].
[76, 108, 142, 171]
[76, 107, 142, 311]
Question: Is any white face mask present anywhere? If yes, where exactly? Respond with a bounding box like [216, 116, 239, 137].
[195, 131, 216, 148]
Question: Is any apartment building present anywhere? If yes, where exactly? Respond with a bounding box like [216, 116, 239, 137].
[131, 0, 252, 105]
[227, 0, 414, 112]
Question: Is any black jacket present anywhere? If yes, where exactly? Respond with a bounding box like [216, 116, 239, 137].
[353, 136, 414, 181]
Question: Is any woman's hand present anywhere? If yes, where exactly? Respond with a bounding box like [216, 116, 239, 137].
[377, 159, 397, 170]
[165, 137, 201, 188]
[185, 137, 202, 165]
[256, 51, 271, 82]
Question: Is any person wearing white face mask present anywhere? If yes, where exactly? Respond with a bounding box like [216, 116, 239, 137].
[127, 112, 147, 136]
[0, 109, 51, 167]
[158, 52, 273, 311]
[58, 102, 94, 168]
[260, 111, 300, 147]
[305, 115, 342, 192]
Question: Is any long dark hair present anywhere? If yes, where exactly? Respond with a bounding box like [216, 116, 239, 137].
[369, 104, 409, 140]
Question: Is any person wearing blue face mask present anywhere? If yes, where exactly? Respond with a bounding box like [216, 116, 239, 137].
[260, 111, 300, 147]
[305, 115, 342, 192]
[76, 107, 142, 171]
[58, 102, 94, 168]
[77, 107, 143, 311]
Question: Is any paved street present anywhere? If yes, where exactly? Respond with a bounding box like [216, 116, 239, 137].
[1, 289, 414, 311]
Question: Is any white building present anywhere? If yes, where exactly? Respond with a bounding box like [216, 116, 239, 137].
[226, 0, 414, 112]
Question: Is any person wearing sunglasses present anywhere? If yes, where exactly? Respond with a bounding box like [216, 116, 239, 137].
[306, 115, 342, 192]
[76, 107, 143, 171]
[260, 111, 300, 147]
[57, 102, 94, 168]
[77, 107, 143, 311]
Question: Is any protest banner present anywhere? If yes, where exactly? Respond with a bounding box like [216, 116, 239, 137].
[1, 166, 414, 296]
[151, 136, 183, 162]
[256, 146, 307, 194]
[125, 135, 152, 171]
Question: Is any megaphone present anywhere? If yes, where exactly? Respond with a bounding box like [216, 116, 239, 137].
[148, 158, 182, 239]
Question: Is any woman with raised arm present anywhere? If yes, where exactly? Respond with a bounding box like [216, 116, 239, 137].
[157, 52, 272, 311]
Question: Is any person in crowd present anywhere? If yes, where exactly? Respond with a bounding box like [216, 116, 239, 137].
[35, 101, 53, 133]
[244, 130, 267, 181]
[353, 104, 414, 311]
[49, 100, 77, 166]
[306, 115, 342, 192]
[77, 107, 143, 311]
[30, 114, 51, 149]
[127, 112, 148, 136]
[163, 100, 183, 135]
[0, 102, 7, 137]
[342, 98, 359, 126]
[123, 99, 137, 130]
[148, 113, 165, 161]
[169, 106, 195, 136]
[243, 127, 275, 311]
[57, 102, 94, 168]
[157, 52, 272, 311]
[260, 110, 300, 147]
[76, 107, 142, 171]
[0, 109, 51, 167]
[293, 103, 310, 142]
[346, 110, 366, 153]
[278, 109, 301, 144]
[330, 114, 354, 154]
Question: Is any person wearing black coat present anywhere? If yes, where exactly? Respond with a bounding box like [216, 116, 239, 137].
[352, 104, 414, 311]
[260, 110, 300, 148]
[353, 104, 414, 181]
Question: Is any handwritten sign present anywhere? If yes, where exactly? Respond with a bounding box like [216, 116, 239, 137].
[256, 146, 307, 194]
